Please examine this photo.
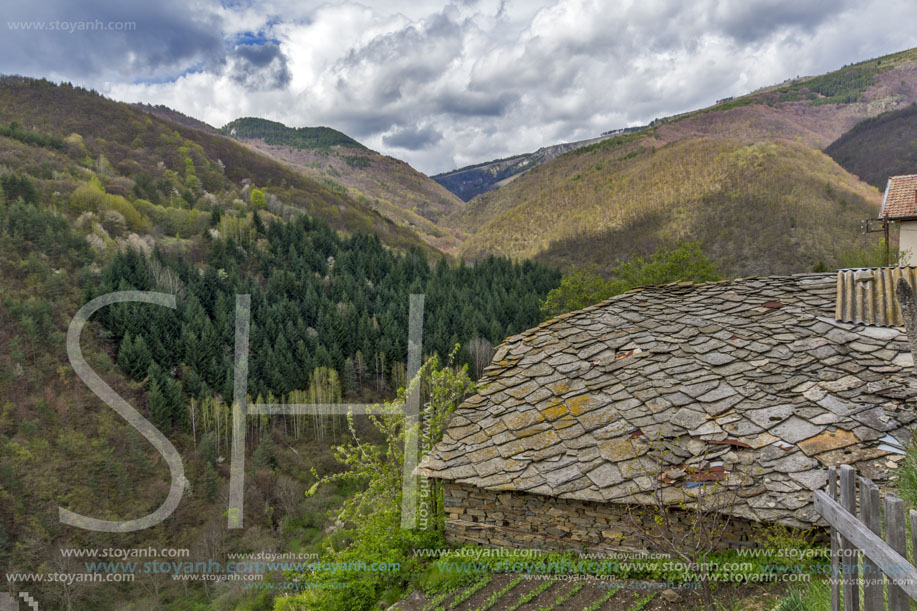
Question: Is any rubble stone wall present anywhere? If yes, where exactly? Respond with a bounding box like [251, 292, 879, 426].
[444, 482, 770, 553]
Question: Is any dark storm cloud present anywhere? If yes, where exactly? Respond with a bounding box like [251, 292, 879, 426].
[0, 0, 224, 81]
[382, 124, 443, 150]
[435, 90, 519, 117]
[229, 42, 291, 89]
[708, 0, 859, 43]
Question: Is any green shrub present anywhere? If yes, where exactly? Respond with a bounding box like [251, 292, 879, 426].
[69, 182, 150, 232]
[541, 242, 720, 315]
[132, 198, 208, 236]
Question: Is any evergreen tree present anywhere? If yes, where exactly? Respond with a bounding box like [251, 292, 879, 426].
[148, 377, 170, 430]
[117, 334, 151, 380]
[204, 463, 218, 502]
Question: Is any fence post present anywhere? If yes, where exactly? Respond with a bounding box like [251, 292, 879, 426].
[829, 466, 840, 611]
[840, 465, 859, 611]
[860, 477, 883, 611]
[886, 495, 908, 611]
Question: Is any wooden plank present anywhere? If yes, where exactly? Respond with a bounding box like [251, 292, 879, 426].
[829, 467, 840, 611]
[814, 490, 917, 601]
[859, 477, 883, 611]
[840, 465, 859, 611]
[886, 495, 908, 611]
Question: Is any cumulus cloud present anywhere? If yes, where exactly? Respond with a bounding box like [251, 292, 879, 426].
[5, 0, 917, 173]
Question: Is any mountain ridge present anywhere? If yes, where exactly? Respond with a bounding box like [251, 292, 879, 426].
[446, 46, 917, 275]
[220, 116, 467, 252]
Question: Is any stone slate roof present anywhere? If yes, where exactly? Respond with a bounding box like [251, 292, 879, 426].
[416, 273, 917, 528]
[881, 174, 917, 219]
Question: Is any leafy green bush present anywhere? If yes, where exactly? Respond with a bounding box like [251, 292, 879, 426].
[132, 198, 208, 236]
[68, 182, 150, 232]
[0, 121, 63, 150]
[541, 242, 720, 315]
[838, 237, 899, 268]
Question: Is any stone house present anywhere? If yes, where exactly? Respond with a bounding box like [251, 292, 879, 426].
[415, 271, 917, 553]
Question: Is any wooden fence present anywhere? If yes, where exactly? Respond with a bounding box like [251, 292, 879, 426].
[813, 464, 917, 611]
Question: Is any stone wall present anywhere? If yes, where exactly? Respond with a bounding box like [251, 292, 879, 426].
[444, 482, 770, 554]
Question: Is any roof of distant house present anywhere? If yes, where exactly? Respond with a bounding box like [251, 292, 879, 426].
[416, 273, 917, 528]
[881, 174, 917, 219]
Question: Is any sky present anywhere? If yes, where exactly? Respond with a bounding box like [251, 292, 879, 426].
[2, 0, 916, 174]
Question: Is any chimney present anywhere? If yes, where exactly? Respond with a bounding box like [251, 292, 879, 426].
[896, 278, 917, 374]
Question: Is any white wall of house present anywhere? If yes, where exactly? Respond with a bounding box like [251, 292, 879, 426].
[901, 221, 917, 265]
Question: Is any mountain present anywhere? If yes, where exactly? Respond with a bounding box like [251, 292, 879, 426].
[452, 138, 880, 277]
[449, 47, 917, 276]
[132, 102, 221, 134]
[431, 133, 627, 201]
[0, 76, 560, 609]
[0, 77, 432, 252]
[221, 117, 466, 252]
[825, 103, 917, 189]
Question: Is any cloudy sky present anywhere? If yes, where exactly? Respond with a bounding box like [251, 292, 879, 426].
[2, 0, 916, 174]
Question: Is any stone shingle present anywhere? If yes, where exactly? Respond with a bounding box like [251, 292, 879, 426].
[416, 272, 915, 526]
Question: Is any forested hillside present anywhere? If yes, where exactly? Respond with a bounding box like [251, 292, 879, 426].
[825, 104, 917, 188]
[447, 48, 917, 275]
[222, 117, 466, 253]
[452, 138, 881, 277]
[0, 77, 559, 609]
[98, 220, 556, 423]
[0, 76, 427, 251]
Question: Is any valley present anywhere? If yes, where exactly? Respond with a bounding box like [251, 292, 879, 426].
[3, 41, 917, 610]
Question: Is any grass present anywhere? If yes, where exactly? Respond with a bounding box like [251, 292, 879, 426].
[628, 591, 658, 610]
[506, 579, 558, 611]
[538, 582, 584, 610]
[769, 579, 832, 611]
[446, 575, 494, 610]
[582, 587, 619, 611]
[472, 576, 525, 611]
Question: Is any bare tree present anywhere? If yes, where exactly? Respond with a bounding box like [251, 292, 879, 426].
[623, 438, 755, 607]
[466, 337, 494, 379]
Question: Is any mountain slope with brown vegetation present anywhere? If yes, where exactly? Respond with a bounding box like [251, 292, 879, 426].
[650, 47, 917, 149]
[449, 47, 917, 276]
[0, 76, 431, 252]
[454, 138, 881, 278]
[221, 117, 466, 252]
